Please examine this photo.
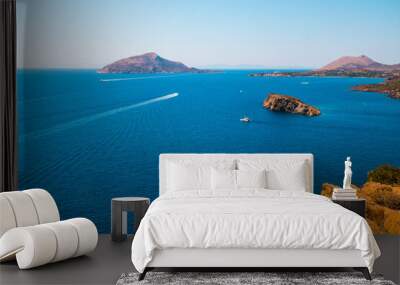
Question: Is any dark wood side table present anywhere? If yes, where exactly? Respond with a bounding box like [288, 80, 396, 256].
[332, 198, 366, 218]
[111, 197, 150, 242]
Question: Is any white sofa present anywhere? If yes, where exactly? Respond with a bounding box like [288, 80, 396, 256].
[0, 189, 98, 269]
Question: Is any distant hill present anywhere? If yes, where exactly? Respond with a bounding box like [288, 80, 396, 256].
[249, 55, 400, 79]
[248, 55, 400, 100]
[318, 55, 400, 71]
[98, 52, 203, 74]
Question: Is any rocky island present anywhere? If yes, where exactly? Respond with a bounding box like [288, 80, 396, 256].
[353, 76, 400, 99]
[263, 93, 321, 116]
[98, 52, 211, 74]
[250, 55, 400, 100]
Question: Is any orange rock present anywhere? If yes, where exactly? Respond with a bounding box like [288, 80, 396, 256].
[263, 93, 321, 116]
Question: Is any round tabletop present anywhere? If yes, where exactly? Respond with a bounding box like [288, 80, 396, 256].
[112, 197, 149, 202]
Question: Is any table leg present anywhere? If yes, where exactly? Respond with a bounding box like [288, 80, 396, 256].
[122, 210, 127, 236]
[111, 201, 126, 242]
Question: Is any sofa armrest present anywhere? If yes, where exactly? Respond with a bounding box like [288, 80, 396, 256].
[0, 226, 57, 268]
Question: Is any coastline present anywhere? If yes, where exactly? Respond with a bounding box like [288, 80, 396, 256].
[249, 70, 400, 99]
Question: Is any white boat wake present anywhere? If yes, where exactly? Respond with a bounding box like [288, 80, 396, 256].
[100, 74, 186, 82]
[21, 92, 179, 140]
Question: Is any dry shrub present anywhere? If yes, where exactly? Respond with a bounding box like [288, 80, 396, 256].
[383, 191, 400, 210]
[323, 164, 400, 235]
[367, 164, 400, 186]
[372, 187, 391, 205]
[360, 182, 400, 210]
[383, 208, 400, 235]
[365, 202, 385, 232]
[393, 186, 400, 196]
[321, 183, 335, 198]
[366, 218, 382, 234]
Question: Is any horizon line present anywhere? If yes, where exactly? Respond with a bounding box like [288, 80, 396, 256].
[17, 66, 315, 71]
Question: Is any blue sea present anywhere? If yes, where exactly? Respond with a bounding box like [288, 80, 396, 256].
[17, 69, 400, 233]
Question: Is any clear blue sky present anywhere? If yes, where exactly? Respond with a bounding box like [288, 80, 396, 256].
[17, 0, 400, 69]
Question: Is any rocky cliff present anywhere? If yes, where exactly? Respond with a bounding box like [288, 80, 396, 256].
[263, 93, 321, 116]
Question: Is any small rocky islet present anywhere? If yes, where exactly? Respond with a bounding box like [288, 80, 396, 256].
[263, 93, 321, 117]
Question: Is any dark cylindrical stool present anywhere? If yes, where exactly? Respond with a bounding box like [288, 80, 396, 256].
[111, 197, 150, 242]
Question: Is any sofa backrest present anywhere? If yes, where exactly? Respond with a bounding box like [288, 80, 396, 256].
[159, 153, 313, 195]
[0, 189, 60, 237]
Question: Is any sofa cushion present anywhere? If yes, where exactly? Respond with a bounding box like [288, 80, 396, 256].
[0, 192, 39, 227]
[24, 189, 60, 224]
[0, 196, 17, 238]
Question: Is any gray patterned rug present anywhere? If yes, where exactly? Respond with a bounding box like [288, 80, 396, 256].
[116, 272, 396, 285]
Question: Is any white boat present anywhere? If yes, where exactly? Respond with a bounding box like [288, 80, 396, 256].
[240, 116, 251, 123]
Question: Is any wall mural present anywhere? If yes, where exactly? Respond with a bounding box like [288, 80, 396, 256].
[16, 0, 400, 234]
